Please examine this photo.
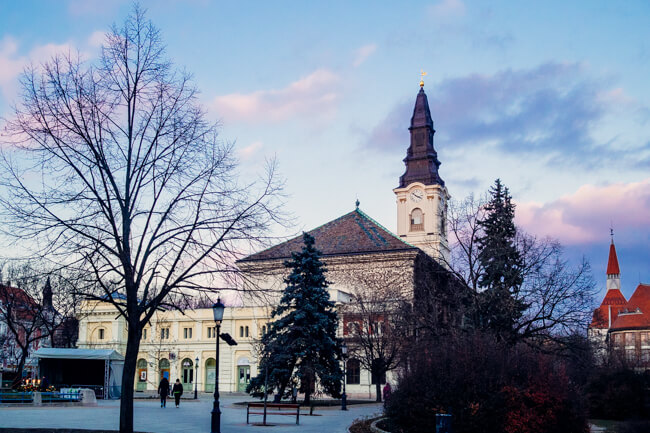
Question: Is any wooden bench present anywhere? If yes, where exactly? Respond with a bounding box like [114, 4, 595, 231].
[246, 402, 300, 425]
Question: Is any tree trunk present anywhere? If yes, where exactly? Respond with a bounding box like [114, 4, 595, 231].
[13, 348, 28, 388]
[375, 381, 382, 402]
[119, 322, 142, 433]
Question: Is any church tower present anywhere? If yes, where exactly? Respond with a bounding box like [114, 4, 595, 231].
[393, 81, 450, 262]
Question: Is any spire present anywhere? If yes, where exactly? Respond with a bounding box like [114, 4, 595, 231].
[607, 239, 621, 276]
[43, 276, 53, 310]
[398, 84, 444, 188]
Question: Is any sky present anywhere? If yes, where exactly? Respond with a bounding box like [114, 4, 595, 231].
[1, 0, 649, 301]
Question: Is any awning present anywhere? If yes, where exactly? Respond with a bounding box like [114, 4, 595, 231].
[33, 348, 125, 361]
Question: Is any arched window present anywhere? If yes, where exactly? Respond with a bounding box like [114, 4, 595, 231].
[346, 359, 360, 385]
[136, 359, 148, 390]
[410, 208, 423, 231]
[96, 327, 106, 340]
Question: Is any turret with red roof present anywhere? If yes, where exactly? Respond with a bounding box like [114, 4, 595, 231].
[590, 237, 627, 329]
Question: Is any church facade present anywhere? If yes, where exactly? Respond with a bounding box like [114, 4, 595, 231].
[77, 82, 458, 397]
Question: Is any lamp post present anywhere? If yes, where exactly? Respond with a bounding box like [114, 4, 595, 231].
[194, 356, 199, 399]
[211, 298, 225, 433]
[341, 342, 348, 411]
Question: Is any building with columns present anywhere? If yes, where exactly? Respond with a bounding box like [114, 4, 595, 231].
[76, 83, 459, 397]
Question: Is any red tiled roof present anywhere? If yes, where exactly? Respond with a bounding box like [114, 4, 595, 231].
[610, 284, 650, 330]
[239, 209, 416, 262]
[607, 242, 620, 275]
[590, 288, 628, 328]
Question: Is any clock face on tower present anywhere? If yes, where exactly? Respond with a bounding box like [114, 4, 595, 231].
[410, 189, 424, 202]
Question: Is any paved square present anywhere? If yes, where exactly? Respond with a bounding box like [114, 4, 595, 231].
[0, 394, 383, 433]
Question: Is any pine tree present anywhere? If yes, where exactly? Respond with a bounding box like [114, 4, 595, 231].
[247, 233, 342, 404]
[476, 179, 525, 341]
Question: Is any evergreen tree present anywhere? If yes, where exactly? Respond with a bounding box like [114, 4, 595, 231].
[476, 179, 526, 341]
[247, 233, 342, 404]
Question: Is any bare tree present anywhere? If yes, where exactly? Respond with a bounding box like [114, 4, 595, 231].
[340, 268, 411, 402]
[0, 7, 282, 432]
[0, 262, 77, 386]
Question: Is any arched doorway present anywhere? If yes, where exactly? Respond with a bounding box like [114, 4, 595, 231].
[136, 359, 148, 391]
[159, 359, 170, 381]
[205, 358, 216, 392]
[181, 358, 194, 390]
[237, 357, 251, 392]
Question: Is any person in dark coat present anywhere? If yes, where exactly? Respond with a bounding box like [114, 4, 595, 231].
[158, 377, 170, 408]
[172, 379, 183, 408]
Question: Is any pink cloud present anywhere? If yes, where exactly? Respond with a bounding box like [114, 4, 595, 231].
[428, 0, 466, 19]
[353, 44, 377, 68]
[516, 179, 650, 245]
[211, 69, 340, 123]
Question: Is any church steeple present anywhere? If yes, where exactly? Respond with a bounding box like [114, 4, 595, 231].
[394, 83, 450, 264]
[398, 85, 444, 188]
[606, 234, 621, 292]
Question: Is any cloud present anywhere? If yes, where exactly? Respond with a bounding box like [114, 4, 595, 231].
[353, 44, 377, 68]
[428, 0, 466, 19]
[88, 31, 107, 48]
[238, 141, 263, 160]
[364, 62, 650, 168]
[212, 69, 341, 123]
[515, 179, 650, 246]
[0, 37, 84, 105]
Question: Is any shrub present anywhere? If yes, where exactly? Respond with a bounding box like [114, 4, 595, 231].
[385, 332, 588, 433]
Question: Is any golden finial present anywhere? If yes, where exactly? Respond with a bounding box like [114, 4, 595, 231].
[420, 69, 427, 87]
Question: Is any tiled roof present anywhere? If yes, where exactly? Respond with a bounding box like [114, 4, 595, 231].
[607, 242, 621, 275]
[590, 288, 628, 328]
[610, 284, 650, 330]
[239, 208, 417, 262]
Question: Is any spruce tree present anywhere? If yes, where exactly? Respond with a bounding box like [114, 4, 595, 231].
[476, 179, 525, 341]
[247, 233, 342, 404]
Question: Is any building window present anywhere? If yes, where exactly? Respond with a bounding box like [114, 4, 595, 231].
[410, 208, 423, 231]
[143, 329, 147, 340]
[98, 328, 105, 340]
[625, 332, 635, 347]
[208, 327, 215, 339]
[245, 326, 249, 338]
[183, 327, 192, 339]
[346, 359, 360, 385]
[160, 328, 170, 340]
[240, 326, 244, 338]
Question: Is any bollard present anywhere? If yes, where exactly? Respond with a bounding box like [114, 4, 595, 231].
[80, 389, 97, 405]
[33, 391, 42, 406]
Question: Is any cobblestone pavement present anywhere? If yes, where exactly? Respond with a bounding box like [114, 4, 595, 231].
[0, 393, 383, 433]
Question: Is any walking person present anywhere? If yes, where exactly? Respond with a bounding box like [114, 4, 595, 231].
[172, 379, 183, 408]
[158, 376, 170, 408]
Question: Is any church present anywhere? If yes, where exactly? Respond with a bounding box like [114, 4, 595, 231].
[77, 82, 460, 397]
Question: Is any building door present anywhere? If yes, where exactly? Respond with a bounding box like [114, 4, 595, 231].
[159, 359, 170, 381]
[237, 366, 250, 392]
[181, 358, 193, 390]
[205, 358, 216, 392]
[136, 359, 148, 391]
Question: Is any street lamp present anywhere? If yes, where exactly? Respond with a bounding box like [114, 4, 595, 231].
[194, 356, 199, 399]
[211, 298, 225, 433]
[341, 342, 348, 411]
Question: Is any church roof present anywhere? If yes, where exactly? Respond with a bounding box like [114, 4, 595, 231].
[590, 288, 628, 328]
[607, 242, 621, 275]
[610, 284, 650, 331]
[239, 208, 417, 262]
